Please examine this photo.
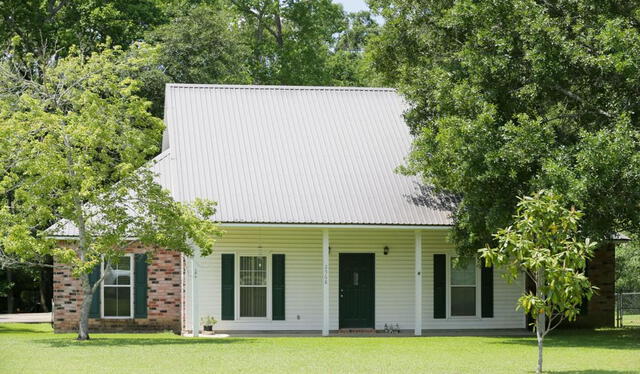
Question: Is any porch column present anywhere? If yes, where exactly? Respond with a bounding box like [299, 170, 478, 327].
[414, 230, 423, 336]
[191, 246, 200, 337]
[322, 229, 330, 336]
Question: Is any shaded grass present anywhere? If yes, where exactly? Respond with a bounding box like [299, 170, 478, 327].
[624, 314, 640, 327]
[0, 323, 639, 374]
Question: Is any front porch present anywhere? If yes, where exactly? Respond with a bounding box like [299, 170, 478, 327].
[183, 226, 526, 336]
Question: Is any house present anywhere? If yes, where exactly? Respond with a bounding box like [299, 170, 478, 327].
[52, 84, 615, 335]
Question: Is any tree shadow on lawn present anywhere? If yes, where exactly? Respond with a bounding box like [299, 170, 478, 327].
[494, 328, 640, 351]
[0, 324, 52, 334]
[33, 336, 255, 348]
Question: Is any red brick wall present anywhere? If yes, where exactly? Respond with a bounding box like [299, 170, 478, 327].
[53, 243, 182, 333]
[525, 243, 615, 329]
[571, 242, 616, 328]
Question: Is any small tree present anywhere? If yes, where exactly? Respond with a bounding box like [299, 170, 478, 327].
[0, 44, 223, 340]
[480, 190, 596, 374]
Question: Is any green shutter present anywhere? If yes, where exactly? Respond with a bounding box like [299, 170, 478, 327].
[433, 254, 446, 319]
[134, 254, 148, 318]
[88, 264, 101, 318]
[481, 259, 494, 318]
[221, 254, 235, 320]
[580, 260, 590, 316]
[272, 254, 285, 320]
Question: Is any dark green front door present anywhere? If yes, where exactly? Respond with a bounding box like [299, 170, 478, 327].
[339, 253, 375, 329]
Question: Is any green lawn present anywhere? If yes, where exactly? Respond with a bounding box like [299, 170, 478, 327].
[0, 324, 639, 374]
[624, 314, 640, 327]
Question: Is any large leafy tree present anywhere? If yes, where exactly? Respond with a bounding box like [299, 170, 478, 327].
[0, 45, 223, 340]
[147, 2, 251, 85]
[229, 0, 346, 85]
[370, 0, 640, 254]
[328, 11, 383, 86]
[0, 0, 165, 55]
[616, 239, 640, 292]
[481, 190, 596, 374]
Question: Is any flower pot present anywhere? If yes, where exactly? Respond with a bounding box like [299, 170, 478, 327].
[203, 325, 213, 332]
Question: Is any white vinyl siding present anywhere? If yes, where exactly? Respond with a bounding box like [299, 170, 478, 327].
[184, 227, 525, 331]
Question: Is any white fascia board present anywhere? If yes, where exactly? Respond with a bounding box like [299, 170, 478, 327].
[218, 223, 452, 230]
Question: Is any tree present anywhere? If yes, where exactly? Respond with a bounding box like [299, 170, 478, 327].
[616, 239, 640, 292]
[480, 190, 596, 374]
[0, 0, 165, 56]
[328, 11, 383, 86]
[370, 0, 640, 255]
[0, 44, 223, 340]
[229, 0, 346, 85]
[147, 2, 252, 85]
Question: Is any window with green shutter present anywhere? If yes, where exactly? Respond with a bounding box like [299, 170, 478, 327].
[102, 255, 133, 318]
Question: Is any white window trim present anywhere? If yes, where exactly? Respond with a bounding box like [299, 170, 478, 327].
[235, 252, 272, 321]
[446, 254, 481, 320]
[101, 254, 134, 319]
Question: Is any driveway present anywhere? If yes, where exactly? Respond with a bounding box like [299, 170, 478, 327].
[0, 313, 51, 323]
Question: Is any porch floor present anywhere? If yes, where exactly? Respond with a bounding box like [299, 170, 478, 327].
[183, 328, 531, 338]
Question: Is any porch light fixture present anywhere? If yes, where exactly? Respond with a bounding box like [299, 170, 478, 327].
[383, 246, 389, 255]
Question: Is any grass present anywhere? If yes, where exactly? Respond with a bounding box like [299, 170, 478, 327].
[623, 314, 640, 327]
[0, 324, 639, 374]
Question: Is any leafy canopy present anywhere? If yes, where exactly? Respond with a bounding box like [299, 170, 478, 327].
[370, 0, 640, 254]
[481, 190, 596, 325]
[0, 44, 223, 276]
[616, 239, 640, 292]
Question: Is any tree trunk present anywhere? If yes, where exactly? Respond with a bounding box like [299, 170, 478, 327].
[536, 320, 544, 374]
[6, 270, 13, 314]
[535, 269, 546, 374]
[274, 0, 283, 48]
[77, 272, 92, 340]
[39, 266, 49, 313]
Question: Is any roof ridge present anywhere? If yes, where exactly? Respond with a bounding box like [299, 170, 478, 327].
[166, 83, 396, 92]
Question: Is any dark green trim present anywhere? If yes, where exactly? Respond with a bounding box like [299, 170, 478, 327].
[580, 260, 590, 316]
[88, 264, 101, 318]
[481, 259, 494, 318]
[221, 254, 235, 320]
[338, 253, 375, 329]
[433, 254, 446, 319]
[134, 254, 148, 318]
[272, 254, 285, 320]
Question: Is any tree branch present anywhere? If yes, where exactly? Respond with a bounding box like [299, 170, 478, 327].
[554, 85, 612, 118]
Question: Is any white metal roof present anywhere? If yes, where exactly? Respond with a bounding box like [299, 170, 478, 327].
[163, 84, 454, 226]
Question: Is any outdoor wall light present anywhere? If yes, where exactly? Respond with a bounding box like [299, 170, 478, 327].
[383, 246, 390, 255]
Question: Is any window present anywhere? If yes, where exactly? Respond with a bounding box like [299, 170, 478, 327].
[102, 255, 133, 318]
[239, 256, 267, 317]
[450, 257, 477, 317]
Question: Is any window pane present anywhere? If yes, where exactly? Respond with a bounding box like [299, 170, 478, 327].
[103, 286, 131, 317]
[451, 258, 476, 286]
[104, 287, 118, 316]
[104, 256, 131, 285]
[451, 287, 476, 316]
[240, 256, 266, 286]
[240, 287, 267, 317]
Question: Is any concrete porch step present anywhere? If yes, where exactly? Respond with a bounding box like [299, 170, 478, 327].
[338, 328, 376, 334]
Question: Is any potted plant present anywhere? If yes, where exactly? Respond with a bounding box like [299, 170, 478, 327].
[201, 316, 218, 333]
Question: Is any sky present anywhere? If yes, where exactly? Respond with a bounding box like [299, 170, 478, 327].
[333, 0, 371, 13]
